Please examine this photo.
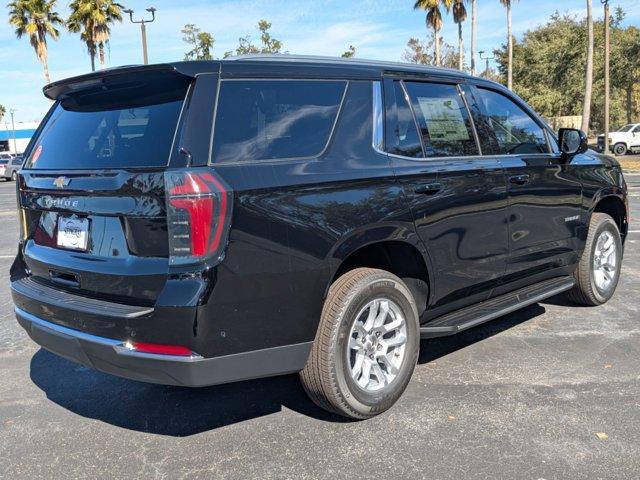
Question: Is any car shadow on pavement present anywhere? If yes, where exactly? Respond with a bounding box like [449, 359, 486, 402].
[29, 300, 549, 436]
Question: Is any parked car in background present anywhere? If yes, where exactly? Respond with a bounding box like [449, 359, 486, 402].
[4, 155, 23, 181]
[598, 123, 640, 155]
[0, 155, 10, 180]
[11, 57, 629, 420]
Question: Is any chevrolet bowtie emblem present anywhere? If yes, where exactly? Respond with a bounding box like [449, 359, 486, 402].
[53, 176, 71, 189]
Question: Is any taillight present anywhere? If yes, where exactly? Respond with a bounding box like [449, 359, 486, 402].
[165, 168, 232, 265]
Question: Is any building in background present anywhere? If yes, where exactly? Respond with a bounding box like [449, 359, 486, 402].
[0, 121, 40, 154]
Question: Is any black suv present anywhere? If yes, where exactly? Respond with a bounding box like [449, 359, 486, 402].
[11, 56, 628, 419]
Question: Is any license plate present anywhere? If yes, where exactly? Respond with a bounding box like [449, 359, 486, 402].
[57, 216, 90, 251]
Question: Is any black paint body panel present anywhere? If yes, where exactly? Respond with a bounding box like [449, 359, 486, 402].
[11, 58, 628, 386]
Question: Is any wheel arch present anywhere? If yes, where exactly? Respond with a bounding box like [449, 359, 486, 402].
[326, 232, 433, 318]
[591, 193, 628, 242]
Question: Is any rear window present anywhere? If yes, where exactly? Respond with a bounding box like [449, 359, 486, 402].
[212, 80, 346, 163]
[0, 159, 8, 165]
[25, 81, 188, 170]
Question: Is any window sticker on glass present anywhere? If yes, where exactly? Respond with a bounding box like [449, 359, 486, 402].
[416, 97, 470, 142]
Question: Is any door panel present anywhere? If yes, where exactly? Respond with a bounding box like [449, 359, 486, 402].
[500, 156, 583, 277]
[464, 85, 583, 280]
[384, 78, 509, 314]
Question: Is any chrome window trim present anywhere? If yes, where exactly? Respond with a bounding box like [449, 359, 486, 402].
[372, 81, 384, 153]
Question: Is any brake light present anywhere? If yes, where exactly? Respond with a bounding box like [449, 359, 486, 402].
[125, 341, 195, 357]
[165, 168, 232, 265]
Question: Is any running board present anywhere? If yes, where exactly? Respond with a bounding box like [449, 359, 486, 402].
[420, 276, 575, 339]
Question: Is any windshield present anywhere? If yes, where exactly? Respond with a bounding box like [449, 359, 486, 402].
[25, 78, 188, 170]
[618, 124, 634, 132]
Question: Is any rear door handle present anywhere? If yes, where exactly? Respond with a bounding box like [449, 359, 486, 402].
[509, 174, 530, 185]
[414, 183, 442, 195]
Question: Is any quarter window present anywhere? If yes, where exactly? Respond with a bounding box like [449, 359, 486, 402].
[211, 80, 346, 163]
[403, 82, 478, 158]
[472, 88, 549, 155]
[390, 82, 423, 158]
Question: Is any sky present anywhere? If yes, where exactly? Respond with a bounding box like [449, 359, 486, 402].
[1, 0, 639, 123]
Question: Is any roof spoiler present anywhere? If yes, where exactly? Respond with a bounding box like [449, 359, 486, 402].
[43, 64, 196, 101]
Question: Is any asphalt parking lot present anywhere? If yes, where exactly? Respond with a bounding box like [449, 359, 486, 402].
[1, 175, 639, 480]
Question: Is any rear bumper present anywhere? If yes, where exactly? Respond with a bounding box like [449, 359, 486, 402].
[16, 307, 311, 387]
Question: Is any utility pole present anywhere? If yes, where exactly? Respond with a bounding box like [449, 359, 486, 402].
[122, 6, 157, 65]
[479, 51, 495, 78]
[470, 0, 477, 76]
[602, 0, 610, 154]
[9, 109, 17, 154]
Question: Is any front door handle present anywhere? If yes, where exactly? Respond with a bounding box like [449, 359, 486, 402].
[414, 183, 442, 195]
[509, 174, 530, 185]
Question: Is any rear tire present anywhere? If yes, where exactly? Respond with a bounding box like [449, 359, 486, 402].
[300, 268, 420, 419]
[613, 143, 627, 156]
[567, 212, 622, 306]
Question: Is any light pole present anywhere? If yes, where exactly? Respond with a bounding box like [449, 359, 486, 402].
[122, 6, 156, 65]
[9, 109, 17, 154]
[601, 0, 610, 154]
[479, 50, 495, 78]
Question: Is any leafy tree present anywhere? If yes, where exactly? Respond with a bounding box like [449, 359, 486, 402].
[403, 34, 457, 69]
[494, 11, 640, 133]
[452, 0, 467, 71]
[499, 0, 519, 90]
[182, 24, 215, 60]
[341, 45, 356, 58]
[413, 0, 454, 66]
[403, 37, 432, 65]
[258, 20, 281, 53]
[228, 19, 284, 57]
[233, 35, 260, 55]
[7, 0, 64, 83]
[67, 0, 122, 72]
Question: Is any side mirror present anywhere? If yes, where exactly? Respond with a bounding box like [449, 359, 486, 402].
[558, 128, 588, 157]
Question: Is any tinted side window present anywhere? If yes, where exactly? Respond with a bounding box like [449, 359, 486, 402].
[633, 125, 640, 133]
[403, 81, 478, 157]
[212, 80, 346, 163]
[472, 88, 549, 155]
[389, 82, 423, 158]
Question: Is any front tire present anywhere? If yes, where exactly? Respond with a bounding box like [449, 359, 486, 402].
[11, 171, 17, 181]
[613, 143, 627, 156]
[567, 212, 622, 306]
[300, 268, 420, 419]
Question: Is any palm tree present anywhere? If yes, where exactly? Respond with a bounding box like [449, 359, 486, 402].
[414, 0, 454, 66]
[470, 0, 477, 75]
[499, 0, 518, 90]
[581, 0, 594, 133]
[7, 0, 63, 84]
[452, 0, 467, 71]
[67, 0, 122, 72]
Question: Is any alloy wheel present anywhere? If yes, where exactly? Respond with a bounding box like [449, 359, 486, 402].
[347, 298, 407, 392]
[593, 230, 618, 292]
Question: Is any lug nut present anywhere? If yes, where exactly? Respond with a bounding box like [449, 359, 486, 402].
[376, 331, 381, 337]
[377, 344, 382, 350]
